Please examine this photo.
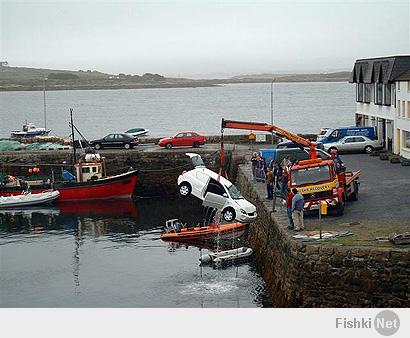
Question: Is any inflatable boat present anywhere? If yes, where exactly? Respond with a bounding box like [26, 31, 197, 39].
[199, 247, 253, 266]
[160, 219, 247, 242]
[0, 190, 60, 208]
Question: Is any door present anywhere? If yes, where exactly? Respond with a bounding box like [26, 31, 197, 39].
[353, 136, 367, 151]
[194, 171, 210, 197]
[185, 132, 194, 146]
[102, 134, 116, 148]
[339, 137, 355, 152]
[174, 133, 186, 147]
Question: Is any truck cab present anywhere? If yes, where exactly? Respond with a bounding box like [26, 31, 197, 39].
[289, 158, 345, 215]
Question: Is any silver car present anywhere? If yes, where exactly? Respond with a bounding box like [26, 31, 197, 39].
[323, 136, 383, 154]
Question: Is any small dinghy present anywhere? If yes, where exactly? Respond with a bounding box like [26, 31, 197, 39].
[160, 219, 247, 242]
[0, 190, 60, 208]
[199, 247, 253, 266]
[125, 128, 149, 137]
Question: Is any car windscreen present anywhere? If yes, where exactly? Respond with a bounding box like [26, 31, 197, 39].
[290, 165, 331, 186]
[226, 184, 243, 200]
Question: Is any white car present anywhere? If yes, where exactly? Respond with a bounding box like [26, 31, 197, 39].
[323, 135, 383, 154]
[177, 153, 257, 223]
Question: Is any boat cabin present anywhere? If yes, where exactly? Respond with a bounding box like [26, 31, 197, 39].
[74, 153, 105, 182]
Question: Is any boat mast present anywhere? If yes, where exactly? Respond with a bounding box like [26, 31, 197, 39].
[43, 77, 47, 129]
[70, 108, 77, 165]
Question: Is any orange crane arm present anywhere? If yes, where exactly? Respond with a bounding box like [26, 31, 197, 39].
[221, 119, 318, 159]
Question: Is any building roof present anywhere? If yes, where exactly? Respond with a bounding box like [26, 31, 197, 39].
[349, 55, 410, 84]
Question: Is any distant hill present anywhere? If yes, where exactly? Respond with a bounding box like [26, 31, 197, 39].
[0, 65, 350, 91]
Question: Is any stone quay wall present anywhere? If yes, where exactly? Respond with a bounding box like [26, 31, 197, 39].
[235, 163, 410, 307]
[0, 149, 233, 197]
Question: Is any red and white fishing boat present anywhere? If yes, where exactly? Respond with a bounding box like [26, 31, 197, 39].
[0, 153, 138, 202]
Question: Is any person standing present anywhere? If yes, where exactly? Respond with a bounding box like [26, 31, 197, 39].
[286, 187, 295, 229]
[251, 152, 258, 179]
[265, 167, 274, 199]
[280, 155, 292, 171]
[291, 188, 305, 231]
[280, 169, 289, 197]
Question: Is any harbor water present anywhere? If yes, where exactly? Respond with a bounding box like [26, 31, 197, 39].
[0, 197, 270, 307]
[0, 82, 355, 139]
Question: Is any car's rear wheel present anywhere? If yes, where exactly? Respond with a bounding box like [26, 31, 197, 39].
[364, 145, 374, 154]
[94, 143, 101, 150]
[222, 208, 236, 222]
[193, 141, 200, 148]
[178, 182, 191, 197]
[165, 143, 173, 149]
[124, 143, 131, 149]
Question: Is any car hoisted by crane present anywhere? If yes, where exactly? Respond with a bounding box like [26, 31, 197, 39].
[221, 119, 361, 216]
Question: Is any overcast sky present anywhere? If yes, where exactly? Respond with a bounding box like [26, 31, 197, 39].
[1, 0, 409, 78]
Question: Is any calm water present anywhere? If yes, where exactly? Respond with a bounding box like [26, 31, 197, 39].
[0, 82, 355, 139]
[0, 197, 270, 307]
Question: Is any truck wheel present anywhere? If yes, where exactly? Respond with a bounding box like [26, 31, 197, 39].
[334, 202, 344, 216]
[349, 182, 359, 201]
[364, 145, 374, 154]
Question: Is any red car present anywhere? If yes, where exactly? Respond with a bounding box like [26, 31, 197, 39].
[159, 131, 206, 149]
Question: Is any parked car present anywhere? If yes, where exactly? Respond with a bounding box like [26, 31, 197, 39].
[89, 133, 139, 150]
[177, 153, 257, 223]
[260, 147, 330, 164]
[159, 131, 206, 149]
[276, 141, 301, 149]
[323, 136, 382, 154]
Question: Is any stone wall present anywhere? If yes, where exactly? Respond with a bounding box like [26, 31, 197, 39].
[235, 163, 410, 307]
[0, 149, 233, 197]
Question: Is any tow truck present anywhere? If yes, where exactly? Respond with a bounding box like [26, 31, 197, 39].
[221, 119, 361, 216]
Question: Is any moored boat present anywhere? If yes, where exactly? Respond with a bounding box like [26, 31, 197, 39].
[11, 122, 51, 137]
[160, 218, 247, 242]
[125, 127, 149, 137]
[0, 190, 60, 208]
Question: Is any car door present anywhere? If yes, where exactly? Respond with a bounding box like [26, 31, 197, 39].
[115, 134, 125, 148]
[353, 136, 367, 151]
[340, 137, 355, 152]
[194, 171, 210, 197]
[173, 133, 186, 147]
[185, 133, 194, 147]
[102, 134, 115, 148]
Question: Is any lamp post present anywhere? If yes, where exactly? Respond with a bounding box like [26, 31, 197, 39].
[270, 78, 275, 144]
[43, 77, 48, 129]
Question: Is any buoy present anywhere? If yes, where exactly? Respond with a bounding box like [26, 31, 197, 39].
[28, 168, 33, 173]
[33, 167, 40, 173]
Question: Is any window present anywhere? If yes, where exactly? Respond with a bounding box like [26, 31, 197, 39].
[82, 167, 90, 173]
[375, 83, 383, 105]
[403, 101, 406, 118]
[398, 100, 401, 116]
[408, 81, 410, 91]
[186, 133, 193, 137]
[92, 167, 97, 173]
[104, 134, 115, 140]
[291, 165, 331, 186]
[356, 83, 364, 102]
[397, 82, 401, 91]
[407, 101, 410, 118]
[364, 84, 372, 103]
[355, 137, 366, 142]
[227, 184, 243, 200]
[404, 131, 410, 149]
[176, 133, 185, 138]
[384, 84, 391, 105]
[344, 137, 356, 143]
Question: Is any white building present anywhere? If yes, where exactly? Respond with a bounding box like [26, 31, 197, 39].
[350, 55, 410, 159]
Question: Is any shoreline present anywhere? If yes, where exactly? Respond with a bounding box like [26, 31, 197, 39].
[0, 79, 348, 92]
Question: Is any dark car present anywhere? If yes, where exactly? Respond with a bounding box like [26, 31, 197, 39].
[276, 141, 302, 149]
[90, 133, 139, 150]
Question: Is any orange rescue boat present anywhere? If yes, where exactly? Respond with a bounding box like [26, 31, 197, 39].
[160, 219, 247, 242]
